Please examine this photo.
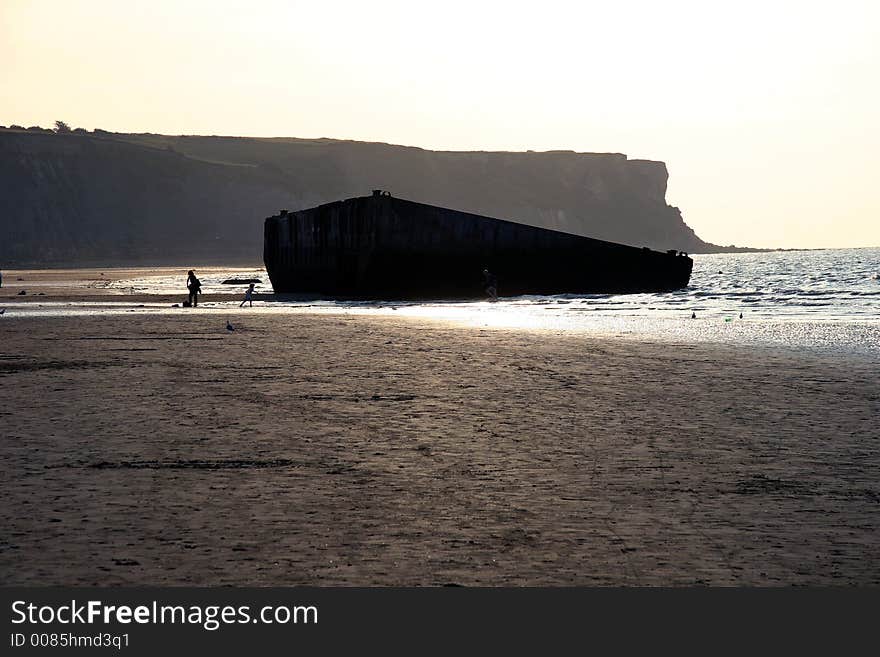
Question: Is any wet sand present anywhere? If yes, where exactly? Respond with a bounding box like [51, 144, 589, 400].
[0, 267, 260, 304]
[1, 309, 878, 586]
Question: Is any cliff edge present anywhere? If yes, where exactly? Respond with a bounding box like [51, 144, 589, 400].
[0, 129, 717, 266]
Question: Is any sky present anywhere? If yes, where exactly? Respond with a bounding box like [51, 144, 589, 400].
[2, 0, 878, 248]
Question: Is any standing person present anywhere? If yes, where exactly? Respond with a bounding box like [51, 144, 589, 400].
[186, 270, 201, 307]
[239, 282, 255, 308]
[482, 268, 498, 301]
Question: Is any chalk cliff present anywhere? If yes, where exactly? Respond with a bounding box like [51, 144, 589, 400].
[0, 130, 715, 266]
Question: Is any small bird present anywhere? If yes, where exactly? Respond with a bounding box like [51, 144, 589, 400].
[691, 312, 696, 319]
[739, 312, 743, 319]
[226, 320, 234, 332]
[0, 308, 5, 315]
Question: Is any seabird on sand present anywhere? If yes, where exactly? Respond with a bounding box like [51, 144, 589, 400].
[226, 320, 234, 332]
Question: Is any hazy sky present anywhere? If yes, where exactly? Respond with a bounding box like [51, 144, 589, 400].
[2, 0, 878, 248]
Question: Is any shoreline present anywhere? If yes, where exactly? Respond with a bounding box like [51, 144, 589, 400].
[1, 312, 878, 585]
[2, 290, 877, 367]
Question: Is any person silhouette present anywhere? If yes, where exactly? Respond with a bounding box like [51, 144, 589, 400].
[482, 268, 498, 301]
[186, 270, 202, 307]
[239, 283, 255, 307]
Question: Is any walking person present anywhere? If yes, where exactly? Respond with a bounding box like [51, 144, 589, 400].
[482, 268, 498, 301]
[186, 270, 202, 307]
[239, 282, 255, 308]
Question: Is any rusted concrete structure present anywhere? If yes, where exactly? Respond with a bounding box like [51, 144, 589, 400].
[264, 192, 693, 299]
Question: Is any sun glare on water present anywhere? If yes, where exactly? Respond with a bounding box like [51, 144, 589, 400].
[381, 302, 554, 330]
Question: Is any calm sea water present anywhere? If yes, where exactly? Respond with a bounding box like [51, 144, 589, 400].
[5, 248, 880, 360]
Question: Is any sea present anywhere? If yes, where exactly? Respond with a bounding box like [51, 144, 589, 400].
[4, 248, 880, 362]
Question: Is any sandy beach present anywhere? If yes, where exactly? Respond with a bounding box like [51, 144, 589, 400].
[0, 267, 264, 304]
[1, 297, 878, 585]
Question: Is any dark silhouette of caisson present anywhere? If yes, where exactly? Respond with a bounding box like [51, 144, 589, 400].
[264, 192, 694, 299]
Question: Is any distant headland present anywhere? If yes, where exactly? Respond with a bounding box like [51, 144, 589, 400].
[0, 124, 759, 267]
